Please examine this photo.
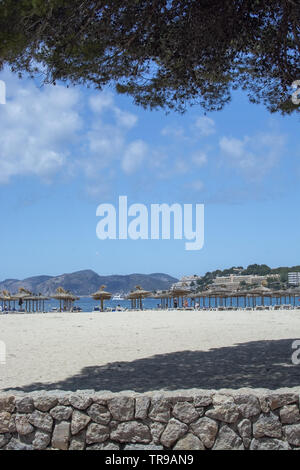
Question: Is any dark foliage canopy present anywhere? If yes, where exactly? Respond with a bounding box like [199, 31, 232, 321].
[0, 0, 299, 113]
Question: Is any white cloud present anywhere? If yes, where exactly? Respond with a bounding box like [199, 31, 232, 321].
[89, 93, 114, 113]
[114, 108, 138, 129]
[89, 92, 137, 129]
[194, 116, 216, 137]
[189, 180, 204, 191]
[174, 158, 189, 174]
[192, 151, 207, 167]
[219, 132, 285, 178]
[121, 140, 148, 174]
[0, 70, 140, 185]
[161, 125, 185, 139]
[0, 75, 81, 183]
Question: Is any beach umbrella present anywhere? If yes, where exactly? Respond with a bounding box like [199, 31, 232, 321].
[188, 289, 215, 308]
[206, 288, 231, 307]
[169, 286, 191, 308]
[246, 287, 272, 307]
[272, 289, 295, 306]
[52, 287, 79, 312]
[28, 294, 50, 312]
[151, 291, 171, 309]
[14, 287, 33, 311]
[0, 290, 17, 310]
[91, 285, 112, 312]
[126, 286, 151, 310]
[285, 288, 300, 306]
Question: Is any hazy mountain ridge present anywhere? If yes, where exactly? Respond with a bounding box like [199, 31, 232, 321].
[0, 270, 178, 295]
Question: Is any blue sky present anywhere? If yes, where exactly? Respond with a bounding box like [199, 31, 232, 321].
[0, 68, 299, 280]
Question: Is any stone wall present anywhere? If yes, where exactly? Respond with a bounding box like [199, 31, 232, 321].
[1, 389, 300, 450]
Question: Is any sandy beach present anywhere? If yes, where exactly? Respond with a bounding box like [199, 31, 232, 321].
[0, 309, 300, 392]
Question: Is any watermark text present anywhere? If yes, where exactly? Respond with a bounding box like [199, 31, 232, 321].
[96, 196, 204, 251]
[0, 340, 6, 365]
[291, 340, 300, 365]
[292, 80, 300, 105]
[0, 80, 6, 105]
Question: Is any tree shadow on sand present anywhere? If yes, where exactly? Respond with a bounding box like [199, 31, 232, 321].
[7, 338, 300, 392]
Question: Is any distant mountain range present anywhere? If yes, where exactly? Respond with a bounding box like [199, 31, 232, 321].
[0, 270, 178, 296]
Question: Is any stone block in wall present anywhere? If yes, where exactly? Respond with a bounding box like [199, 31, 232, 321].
[172, 402, 199, 424]
[50, 405, 73, 421]
[150, 421, 166, 445]
[0, 396, 15, 413]
[212, 424, 244, 450]
[234, 394, 261, 418]
[250, 438, 291, 450]
[110, 421, 151, 444]
[16, 397, 34, 413]
[15, 414, 35, 435]
[86, 442, 120, 450]
[190, 416, 218, 449]
[33, 396, 58, 412]
[69, 430, 86, 450]
[160, 418, 188, 448]
[86, 423, 110, 444]
[283, 424, 300, 447]
[148, 398, 171, 423]
[32, 430, 51, 450]
[88, 403, 111, 425]
[205, 397, 240, 424]
[124, 444, 164, 450]
[135, 397, 150, 420]
[28, 410, 53, 433]
[108, 397, 135, 422]
[253, 413, 282, 439]
[0, 412, 12, 433]
[52, 421, 70, 450]
[279, 405, 300, 425]
[6, 438, 33, 450]
[173, 433, 205, 450]
[0, 433, 11, 449]
[71, 410, 91, 435]
[69, 394, 93, 410]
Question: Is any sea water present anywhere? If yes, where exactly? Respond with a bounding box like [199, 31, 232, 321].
[43, 295, 300, 312]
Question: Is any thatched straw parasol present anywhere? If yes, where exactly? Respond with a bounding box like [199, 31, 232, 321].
[52, 287, 79, 312]
[91, 285, 112, 312]
[272, 289, 298, 306]
[0, 290, 18, 310]
[126, 286, 151, 310]
[151, 291, 172, 309]
[247, 287, 272, 295]
[13, 287, 33, 311]
[284, 288, 300, 306]
[169, 286, 191, 308]
[28, 294, 50, 312]
[14, 287, 32, 299]
[0, 290, 14, 300]
[244, 286, 272, 307]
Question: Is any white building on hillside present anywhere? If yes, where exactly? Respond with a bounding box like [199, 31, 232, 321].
[171, 275, 202, 290]
[288, 272, 300, 286]
[212, 273, 279, 289]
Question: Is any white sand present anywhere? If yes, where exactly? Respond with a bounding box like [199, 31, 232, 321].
[0, 309, 300, 392]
